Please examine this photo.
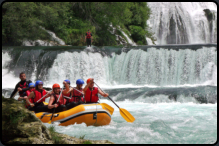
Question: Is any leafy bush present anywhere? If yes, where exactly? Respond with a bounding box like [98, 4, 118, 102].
[2, 2, 155, 46]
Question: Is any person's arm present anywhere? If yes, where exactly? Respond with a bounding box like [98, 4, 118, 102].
[26, 92, 34, 107]
[83, 78, 94, 92]
[44, 90, 53, 98]
[48, 95, 58, 109]
[98, 89, 109, 97]
[21, 80, 33, 92]
[67, 87, 73, 94]
[10, 83, 19, 98]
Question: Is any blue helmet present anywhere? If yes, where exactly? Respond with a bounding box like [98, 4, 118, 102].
[64, 79, 70, 84]
[28, 83, 35, 88]
[76, 79, 84, 85]
[35, 80, 43, 86]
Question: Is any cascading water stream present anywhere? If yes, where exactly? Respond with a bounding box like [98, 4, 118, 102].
[2, 45, 217, 89]
[147, 2, 217, 45]
[2, 45, 217, 144]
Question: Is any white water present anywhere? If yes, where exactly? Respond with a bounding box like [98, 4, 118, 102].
[22, 27, 66, 46]
[121, 30, 137, 46]
[147, 2, 217, 44]
[46, 47, 217, 87]
[2, 52, 20, 88]
[2, 47, 217, 88]
[43, 99, 217, 144]
[2, 47, 217, 144]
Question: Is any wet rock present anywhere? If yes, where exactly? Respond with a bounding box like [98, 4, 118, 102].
[2, 97, 114, 144]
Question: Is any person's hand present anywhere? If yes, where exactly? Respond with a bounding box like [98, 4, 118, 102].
[30, 103, 35, 107]
[104, 93, 109, 97]
[17, 87, 22, 91]
[23, 96, 28, 100]
[63, 81, 67, 85]
[90, 78, 94, 83]
[54, 104, 58, 108]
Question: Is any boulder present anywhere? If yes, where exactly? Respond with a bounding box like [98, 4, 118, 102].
[2, 97, 114, 144]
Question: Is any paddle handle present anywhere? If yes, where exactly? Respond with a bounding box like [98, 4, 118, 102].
[36, 90, 52, 103]
[72, 87, 84, 95]
[107, 96, 120, 109]
[57, 87, 64, 103]
[49, 87, 63, 123]
[94, 82, 120, 109]
[11, 90, 19, 99]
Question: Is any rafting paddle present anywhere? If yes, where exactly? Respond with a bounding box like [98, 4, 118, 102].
[48, 87, 63, 124]
[11, 90, 19, 99]
[94, 82, 135, 123]
[36, 90, 52, 103]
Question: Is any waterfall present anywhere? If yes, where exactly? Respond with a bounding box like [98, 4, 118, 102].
[147, 2, 217, 45]
[2, 45, 217, 88]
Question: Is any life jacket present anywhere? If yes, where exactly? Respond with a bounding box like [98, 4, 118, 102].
[33, 89, 47, 103]
[25, 89, 34, 108]
[70, 88, 84, 103]
[52, 93, 67, 107]
[84, 87, 98, 103]
[86, 32, 91, 39]
[19, 81, 28, 96]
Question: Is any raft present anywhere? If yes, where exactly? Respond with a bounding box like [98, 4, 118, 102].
[35, 103, 112, 126]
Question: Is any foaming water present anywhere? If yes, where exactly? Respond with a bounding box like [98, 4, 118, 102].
[2, 45, 217, 89]
[2, 52, 20, 88]
[147, 2, 217, 44]
[44, 99, 217, 144]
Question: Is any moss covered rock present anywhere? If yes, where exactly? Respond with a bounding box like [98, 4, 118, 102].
[2, 97, 114, 144]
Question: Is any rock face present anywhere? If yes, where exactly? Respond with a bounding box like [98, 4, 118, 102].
[1, 97, 114, 144]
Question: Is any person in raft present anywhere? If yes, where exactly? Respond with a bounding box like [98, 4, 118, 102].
[65, 79, 85, 109]
[18, 83, 35, 108]
[83, 78, 109, 103]
[10, 72, 33, 99]
[26, 80, 51, 113]
[47, 83, 67, 113]
[62, 79, 72, 98]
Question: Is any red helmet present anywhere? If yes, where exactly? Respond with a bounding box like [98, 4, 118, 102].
[52, 83, 60, 89]
[87, 78, 92, 84]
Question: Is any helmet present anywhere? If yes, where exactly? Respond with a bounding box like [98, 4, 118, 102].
[76, 79, 84, 85]
[35, 80, 43, 86]
[53, 83, 60, 89]
[64, 79, 70, 84]
[28, 83, 35, 88]
[87, 78, 92, 84]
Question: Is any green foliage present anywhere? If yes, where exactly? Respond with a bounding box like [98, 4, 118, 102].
[48, 125, 65, 144]
[79, 135, 86, 139]
[9, 111, 26, 125]
[2, 2, 49, 45]
[82, 140, 93, 144]
[2, 2, 154, 46]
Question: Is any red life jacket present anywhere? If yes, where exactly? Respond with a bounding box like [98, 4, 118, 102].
[52, 93, 67, 107]
[70, 88, 84, 103]
[84, 87, 98, 103]
[25, 89, 34, 108]
[86, 32, 91, 39]
[33, 89, 47, 103]
[19, 82, 27, 96]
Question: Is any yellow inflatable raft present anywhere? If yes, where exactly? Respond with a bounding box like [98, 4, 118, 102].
[35, 103, 113, 126]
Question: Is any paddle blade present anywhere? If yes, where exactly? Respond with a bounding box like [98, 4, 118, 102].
[101, 103, 114, 115]
[48, 120, 52, 124]
[119, 108, 135, 123]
